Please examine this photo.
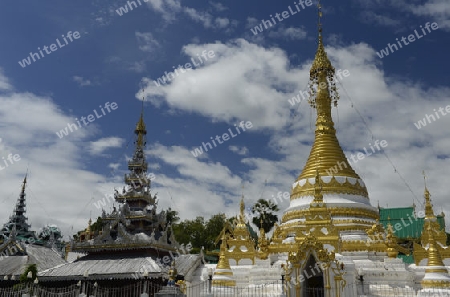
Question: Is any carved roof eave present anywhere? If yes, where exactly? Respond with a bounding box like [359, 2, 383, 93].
[71, 241, 179, 253]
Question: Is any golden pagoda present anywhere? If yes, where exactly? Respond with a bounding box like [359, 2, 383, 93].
[212, 232, 236, 287]
[270, 1, 380, 254]
[226, 196, 256, 265]
[420, 225, 450, 289]
[414, 184, 450, 265]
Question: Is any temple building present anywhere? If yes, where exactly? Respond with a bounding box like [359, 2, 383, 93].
[1, 1, 450, 296]
[190, 3, 450, 297]
[38, 109, 203, 293]
[0, 176, 66, 286]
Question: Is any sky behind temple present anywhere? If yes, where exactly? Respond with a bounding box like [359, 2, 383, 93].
[0, 0, 449, 240]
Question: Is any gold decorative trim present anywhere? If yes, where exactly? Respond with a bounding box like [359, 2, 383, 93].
[291, 176, 368, 199]
[282, 207, 378, 223]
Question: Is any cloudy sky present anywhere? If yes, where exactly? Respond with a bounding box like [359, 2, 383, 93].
[0, 0, 449, 240]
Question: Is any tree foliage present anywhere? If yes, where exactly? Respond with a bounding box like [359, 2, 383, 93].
[19, 264, 37, 283]
[173, 213, 228, 252]
[166, 208, 180, 225]
[251, 199, 279, 233]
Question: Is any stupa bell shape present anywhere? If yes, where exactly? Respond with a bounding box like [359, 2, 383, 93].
[280, 28, 379, 245]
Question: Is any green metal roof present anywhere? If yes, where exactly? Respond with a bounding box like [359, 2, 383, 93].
[398, 254, 415, 264]
[379, 207, 445, 240]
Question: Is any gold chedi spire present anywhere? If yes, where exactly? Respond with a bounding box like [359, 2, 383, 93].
[277, 1, 379, 249]
[212, 233, 236, 287]
[419, 180, 447, 251]
[227, 195, 256, 264]
[413, 179, 450, 265]
[292, 1, 367, 200]
[424, 185, 434, 220]
[421, 225, 450, 289]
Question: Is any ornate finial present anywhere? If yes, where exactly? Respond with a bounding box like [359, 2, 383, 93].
[295, 0, 362, 185]
[135, 90, 147, 147]
[87, 217, 92, 234]
[308, 0, 339, 110]
[21, 174, 27, 193]
[422, 172, 435, 220]
[318, 0, 323, 37]
[423, 170, 429, 192]
[239, 196, 245, 223]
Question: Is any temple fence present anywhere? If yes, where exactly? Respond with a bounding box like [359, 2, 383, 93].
[1, 281, 450, 297]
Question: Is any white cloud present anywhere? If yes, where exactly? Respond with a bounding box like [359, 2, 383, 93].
[229, 145, 249, 156]
[359, 11, 401, 27]
[215, 17, 230, 28]
[135, 32, 160, 53]
[129, 61, 147, 73]
[144, 0, 235, 30]
[140, 38, 450, 228]
[408, 0, 450, 31]
[209, 2, 228, 12]
[141, 38, 303, 129]
[145, 0, 182, 22]
[89, 137, 125, 155]
[0, 72, 124, 239]
[73, 76, 93, 87]
[268, 26, 308, 40]
[0, 68, 12, 91]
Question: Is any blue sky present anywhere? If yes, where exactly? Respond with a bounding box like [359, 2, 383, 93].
[0, 0, 449, 239]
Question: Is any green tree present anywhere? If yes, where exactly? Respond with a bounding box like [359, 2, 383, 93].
[19, 264, 37, 283]
[91, 217, 103, 232]
[205, 213, 227, 250]
[173, 216, 206, 251]
[166, 208, 180, 225]
[251, 199, 279, 233]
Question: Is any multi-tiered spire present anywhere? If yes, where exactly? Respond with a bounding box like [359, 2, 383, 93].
[420, 177, 447, 247]
[72, 106, 178, 253]
[413, 179, 450, 265]
[226, 196, 256, 265]
[421, 225, 450, 289]
[279, 1, 378, 246]
[0, 176, 35, 242]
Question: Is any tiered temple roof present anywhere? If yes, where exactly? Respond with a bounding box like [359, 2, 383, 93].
[0, 176, 36, 244]
[71, 109, 179, 254]
[39, 108, 204, 284]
